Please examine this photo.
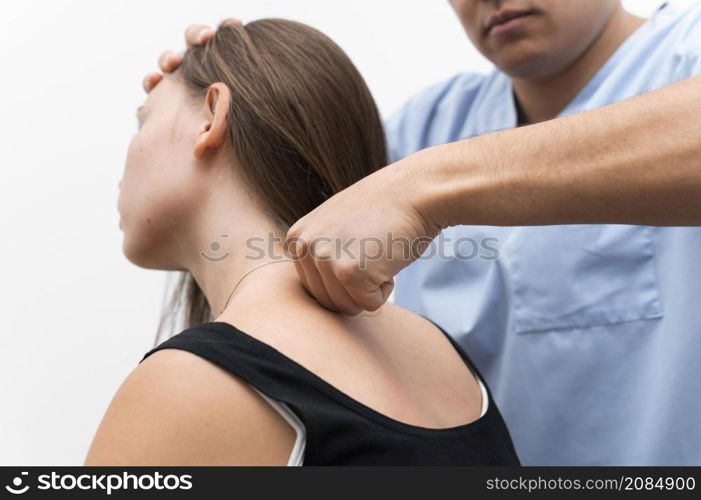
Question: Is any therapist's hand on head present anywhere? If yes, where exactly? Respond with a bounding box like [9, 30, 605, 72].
[142, 19, 240, 93]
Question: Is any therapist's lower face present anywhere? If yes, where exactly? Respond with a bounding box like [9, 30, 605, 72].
[448, 0, 621, 79]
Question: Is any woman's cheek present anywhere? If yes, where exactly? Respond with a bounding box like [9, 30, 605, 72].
[119, 132, 159, 231]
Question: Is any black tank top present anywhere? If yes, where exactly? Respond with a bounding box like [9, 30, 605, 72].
[140, 319, 520, 465]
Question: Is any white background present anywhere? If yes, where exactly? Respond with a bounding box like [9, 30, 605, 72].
[0, 0, 694, 465]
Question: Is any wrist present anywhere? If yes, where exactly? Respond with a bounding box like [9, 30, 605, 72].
[401, 141, 485, 230]
[387, 148, 444, 237]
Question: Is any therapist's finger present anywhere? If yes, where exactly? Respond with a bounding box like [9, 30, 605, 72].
[218, 18, 243, 28]
[290, 240, 338, 312]
[185, 24, 216, 48]
[343, 269, 395, 312]
[143, 72, 162, 93]
[315, 256, 364, 315]
[158, 50, 183, 73]
[306, 239, 363, 315]
[327, 258, 394, 313]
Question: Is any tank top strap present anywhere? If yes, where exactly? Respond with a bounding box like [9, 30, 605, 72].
[141, 321, 339, 423]
[417, 314, 494, 402]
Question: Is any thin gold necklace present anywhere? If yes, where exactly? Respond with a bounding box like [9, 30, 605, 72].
[219, 258, 295, 315]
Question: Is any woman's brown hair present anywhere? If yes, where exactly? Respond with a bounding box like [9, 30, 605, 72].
[154, 19, 387, 345]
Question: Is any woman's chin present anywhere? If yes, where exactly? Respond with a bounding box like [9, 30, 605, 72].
[122, 237, 172, 270]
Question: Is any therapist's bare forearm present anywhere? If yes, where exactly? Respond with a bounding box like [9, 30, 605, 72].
[407, 75, 701, 229]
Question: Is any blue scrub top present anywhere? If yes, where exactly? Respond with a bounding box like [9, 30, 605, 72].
[385, 1, 701, 465]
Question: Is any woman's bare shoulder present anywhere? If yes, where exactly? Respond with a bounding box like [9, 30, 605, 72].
[84, 348, 295, 465]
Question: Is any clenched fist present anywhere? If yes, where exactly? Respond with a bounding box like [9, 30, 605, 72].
[286, 157, 440, 315]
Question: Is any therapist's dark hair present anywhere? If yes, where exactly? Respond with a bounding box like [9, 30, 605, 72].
[155, 19, 388, 343]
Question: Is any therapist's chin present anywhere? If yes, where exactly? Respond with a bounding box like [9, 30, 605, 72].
[479, 29, 562, 74]
[488, 42, 567, 80]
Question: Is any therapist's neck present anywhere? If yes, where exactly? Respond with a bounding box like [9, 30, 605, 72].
[511, 6, 646, 124]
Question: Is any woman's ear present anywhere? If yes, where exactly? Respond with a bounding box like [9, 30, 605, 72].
[193, 83, 231, 158]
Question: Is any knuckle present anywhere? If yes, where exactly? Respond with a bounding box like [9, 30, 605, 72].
[311, 241, 333, 261]
[335, 262, 359, 284]
[220, 18, 242, 27]
[285, 236, 306, 259]
[185, 24, 201, 36]
[286, 225, 301, 240]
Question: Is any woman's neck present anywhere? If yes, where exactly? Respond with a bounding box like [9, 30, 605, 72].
[169, 163, 304, 316]
[185, 226, 299, 317]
